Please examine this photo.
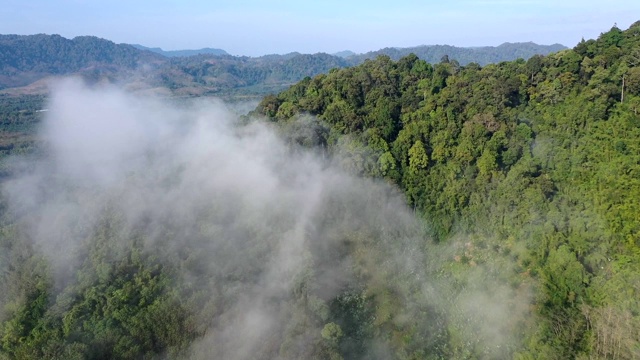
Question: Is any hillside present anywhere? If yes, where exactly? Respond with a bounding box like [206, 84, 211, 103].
[254, 22, 640, 358]
[151, 52, 350, 97]
[0, 34, 165, 89]
[0, 25, 632, 359]
[0, 22, 640, 359]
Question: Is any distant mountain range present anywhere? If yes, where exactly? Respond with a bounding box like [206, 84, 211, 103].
[0, 34, 567, 97]
[346, 42, 567, 65]
[333, 50, 357, 58]
[130, 44, 228, 57]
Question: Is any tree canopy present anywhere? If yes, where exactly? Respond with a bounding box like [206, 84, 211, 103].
[1, 22, 640, 359]
[254, 22, 640, 358]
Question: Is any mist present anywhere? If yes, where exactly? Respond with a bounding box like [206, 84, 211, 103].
[0, 79, 528, 359]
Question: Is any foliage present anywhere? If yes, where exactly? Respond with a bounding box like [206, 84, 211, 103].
[254, 22, 640, 358]
[2, 21, 640, 360]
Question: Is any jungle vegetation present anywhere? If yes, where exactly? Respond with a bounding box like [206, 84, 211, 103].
[1, 22, 639, 359]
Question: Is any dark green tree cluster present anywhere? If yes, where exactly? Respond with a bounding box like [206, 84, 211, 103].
[254, 21, 640, 358]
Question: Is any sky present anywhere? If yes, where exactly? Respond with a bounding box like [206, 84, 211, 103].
[1, 0, 639, 57]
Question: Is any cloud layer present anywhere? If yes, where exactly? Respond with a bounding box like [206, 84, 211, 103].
[1, 79, 528, 359]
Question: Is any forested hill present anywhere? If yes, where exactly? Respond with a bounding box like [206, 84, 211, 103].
[255, 22, 640, 358]
[345, 41, 567, 66]
[155, 52, 350, 96]
[0, 34, 164, 88]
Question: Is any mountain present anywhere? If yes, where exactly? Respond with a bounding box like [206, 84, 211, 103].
[144, 52, 350, 97]
[345, 41, 567, 65]
[0, 34, 164, 89]
[253, 22, 640, 358]
[333, 50, 356, 58]
[130, 44, 229, 57]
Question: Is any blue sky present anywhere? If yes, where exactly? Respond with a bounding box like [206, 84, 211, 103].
[2, 0, 639, 56]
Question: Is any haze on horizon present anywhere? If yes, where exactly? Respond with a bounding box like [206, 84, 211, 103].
[1, 0, 639, 57]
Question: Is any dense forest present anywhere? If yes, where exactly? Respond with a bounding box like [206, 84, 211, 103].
[1, 22, 639, 359]
[130, 44, 229, 58]
[253, 22, 640, 358]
